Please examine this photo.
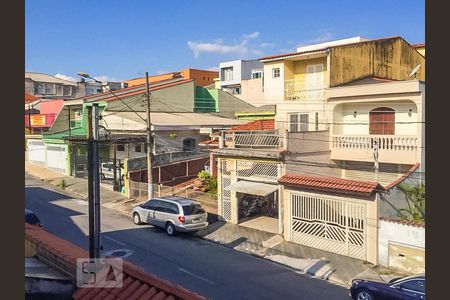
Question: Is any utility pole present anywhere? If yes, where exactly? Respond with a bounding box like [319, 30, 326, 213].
[28, 104, 32, 134]
[373, 140, 379, 181]
[92, 103, 101, 258]
[86, 106, 96, 258]
[145, 72, 154, 199]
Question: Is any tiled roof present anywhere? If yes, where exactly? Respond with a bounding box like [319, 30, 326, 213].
[198, 139, 219, 146]
[227, 119, 275, 131]
[259, 36, 402, 62]
[278, 173, 385, 197]
[385, 163, 420, 190]
[379, 217, 425, 228]
[25, 93, 38, 104]
[412, 43, 425, 48]
[25, 224, 208, 300]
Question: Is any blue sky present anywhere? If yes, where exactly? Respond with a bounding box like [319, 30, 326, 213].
[25, 0, 425, 82]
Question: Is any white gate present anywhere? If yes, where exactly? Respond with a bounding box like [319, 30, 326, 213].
[46, 144, 67, 174]
[27, 139, 46, 165]
[290, 192, 367, 260]
[220, 160, 232, 221]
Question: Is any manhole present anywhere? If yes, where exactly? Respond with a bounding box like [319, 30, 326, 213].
[103, 249, 134, 258]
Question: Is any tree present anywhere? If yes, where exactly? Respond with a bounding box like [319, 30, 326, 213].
[397, 183, 425, 222]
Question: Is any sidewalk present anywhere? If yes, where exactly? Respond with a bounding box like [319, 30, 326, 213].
[25, 161, 126, 203]
[25, 161, 398, 287]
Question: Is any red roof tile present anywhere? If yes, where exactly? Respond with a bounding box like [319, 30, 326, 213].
[25, 224, 208, 300]
[198, 139, 219, 147]
[227, 119, 275, 131]
[278, 173, 385, 197]
[385, 163, 420, 190]
[25, 93, 38, 104]
[379, 217, 425, 228]
[412, 43, 425, 48]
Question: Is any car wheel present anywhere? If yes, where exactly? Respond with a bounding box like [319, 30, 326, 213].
[166, 223, 176, 236]
[356, 289, 374, 300]
[133, 213, 142, 225]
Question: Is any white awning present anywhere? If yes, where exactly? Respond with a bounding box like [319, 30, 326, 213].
[225, 181, 278, 196]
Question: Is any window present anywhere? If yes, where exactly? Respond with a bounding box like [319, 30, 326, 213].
[63, 85, 72, 96]
[272, 68, 280, 78]
[96, 89, 102, 93]
[160, 202, 180, 214]
[182, 204, 206, 215]
[117, 144, 125, 152]
[35, 83, 45, 94]
[289, 113, 309, 132]
[252, 71, 263, 79]
[400, 280, 425, 293]
[135, 144, 142, 152]
[222, 67, 234, 81]
[369, 107, 395, 135]
[44, 83, 56, 94]
[183, 138, 196, 151]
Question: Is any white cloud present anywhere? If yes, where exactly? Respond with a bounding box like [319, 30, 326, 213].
[297, 30, 334, 47]
[187, 31, 264, 59]
[54, 73, 76, 82]
[242, 32, 260, 39]
[93, 75, 119, 82]
[260, 42, 275, 48]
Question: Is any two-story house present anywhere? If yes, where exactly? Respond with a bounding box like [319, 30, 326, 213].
[213, 36, 425, 265]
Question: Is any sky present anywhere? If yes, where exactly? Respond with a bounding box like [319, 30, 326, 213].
[25, 0, 425, 82]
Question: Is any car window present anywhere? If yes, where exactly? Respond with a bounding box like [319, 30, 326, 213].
[142, 200, 157, 210]
[159, 201, 180, 214]
[182, 204, 205, 215]
[25, 213, 41, 225]
[401, 280, 425, 293]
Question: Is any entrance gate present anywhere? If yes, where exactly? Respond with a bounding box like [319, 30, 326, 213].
[290, 192, 367, 260]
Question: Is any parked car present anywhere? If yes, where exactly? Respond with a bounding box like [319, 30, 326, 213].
[25, 209, 42, 227]
[132, 196, 208, 236]
[101, 162, 124, 180]
[349, 273, 425, 300]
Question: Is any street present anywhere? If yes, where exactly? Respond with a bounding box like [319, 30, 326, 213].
[25, 174, 350, 300]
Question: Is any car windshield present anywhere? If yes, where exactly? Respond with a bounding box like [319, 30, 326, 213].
[182, 204, 205, 215]
[25, 213, 41, 225]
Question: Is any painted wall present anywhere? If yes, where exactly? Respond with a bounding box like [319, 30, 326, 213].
[195, 87, 218, 112]
[125, 69, 218, 87]
[219, 60, 263, 87]
[275, 101, 329, 132]
[263, 61, 285, 101]
[378, 220, 425, 273]
[215, 89, 256, 119]
[239, 78, 264, 106]
[329, 38, 425, 87]
[292, 57, 328, 88]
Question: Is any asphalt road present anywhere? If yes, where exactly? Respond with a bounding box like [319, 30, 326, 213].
[25, 174, 351, 300]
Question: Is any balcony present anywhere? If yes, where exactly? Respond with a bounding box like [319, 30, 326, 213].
[331, 135, 420, 164]
[285, 78, 325, 101]
[214, 130, 286, 160]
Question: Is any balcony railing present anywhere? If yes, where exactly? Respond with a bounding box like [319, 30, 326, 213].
[331, 135, 420, 164]
[285, 78, 325, 100]
[220, 130, 284, 149]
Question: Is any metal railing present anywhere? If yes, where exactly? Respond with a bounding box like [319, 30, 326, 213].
[284, 78, 325, 100]
[220, 130, 283, 149]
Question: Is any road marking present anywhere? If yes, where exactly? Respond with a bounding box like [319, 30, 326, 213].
[178, 268, 215, 285]
[103, 236, 126, 246]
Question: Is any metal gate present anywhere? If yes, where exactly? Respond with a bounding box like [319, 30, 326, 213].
[220, 160, 232, 221]
[46, 145, 67, 174]
[290, 192, 367, 260]
[27, 140, 45, 165]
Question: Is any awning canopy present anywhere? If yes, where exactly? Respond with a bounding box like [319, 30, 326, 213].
[225, 181, 278, 196]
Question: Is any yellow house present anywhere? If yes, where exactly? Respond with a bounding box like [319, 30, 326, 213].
[413, 43, 425, 57]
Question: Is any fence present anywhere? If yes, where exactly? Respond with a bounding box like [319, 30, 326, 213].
[129, 180, 218, 214]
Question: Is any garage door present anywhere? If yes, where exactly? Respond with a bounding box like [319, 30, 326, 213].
[290, 192, 367, 260]
[46, 145, 67, 174]
[27, 140, 45, 165]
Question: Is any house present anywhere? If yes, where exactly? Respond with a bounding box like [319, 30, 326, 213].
[124, 68, 219, 88]
[219, 60, 264, 100]
[25, 99, 64, 134]
[25, 224, 207, 299]
[413, 43, 425, 57]
[212, 36, 425, 265]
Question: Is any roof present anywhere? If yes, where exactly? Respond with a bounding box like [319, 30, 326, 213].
[259, 36, 403, 62]
[379, 216, 424, 228]
[278, 173, 385, 197]
[25, 72, 77, 85]
[227, 119, 275, 131]
[412, 43, 425, 48]
[102, 112, 243, 130]
[385, 163, 421, 190]
[84, 78, 193, 102]
[25, 93, 38, 104]
[198, 139, 219, 147]
[25, 224, 208, 300]
[336, 76, 396, 87]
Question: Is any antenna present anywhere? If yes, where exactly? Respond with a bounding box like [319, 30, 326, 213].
[409, 64, 421, 78]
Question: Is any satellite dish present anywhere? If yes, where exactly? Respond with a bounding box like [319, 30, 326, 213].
[409, 64, 421, 78]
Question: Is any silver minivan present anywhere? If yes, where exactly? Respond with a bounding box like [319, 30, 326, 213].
[132, 196, 208, 236]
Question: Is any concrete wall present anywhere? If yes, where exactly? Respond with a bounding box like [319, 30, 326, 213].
[215, 89, 256, 119]
[263, 61, 285, 101]
[239, 78, 264, 106]
[329, 37, 425, 87]
[275, 101, 329, 132]
[241, 60, 263, 80]
[220, 60, 242, 86]
[378, 219, 425, 273]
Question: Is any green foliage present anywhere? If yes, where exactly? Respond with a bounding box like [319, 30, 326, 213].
[197, 171, 218, 195]
[397, 183, 425, 222]
[56, 179, 68, 190]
